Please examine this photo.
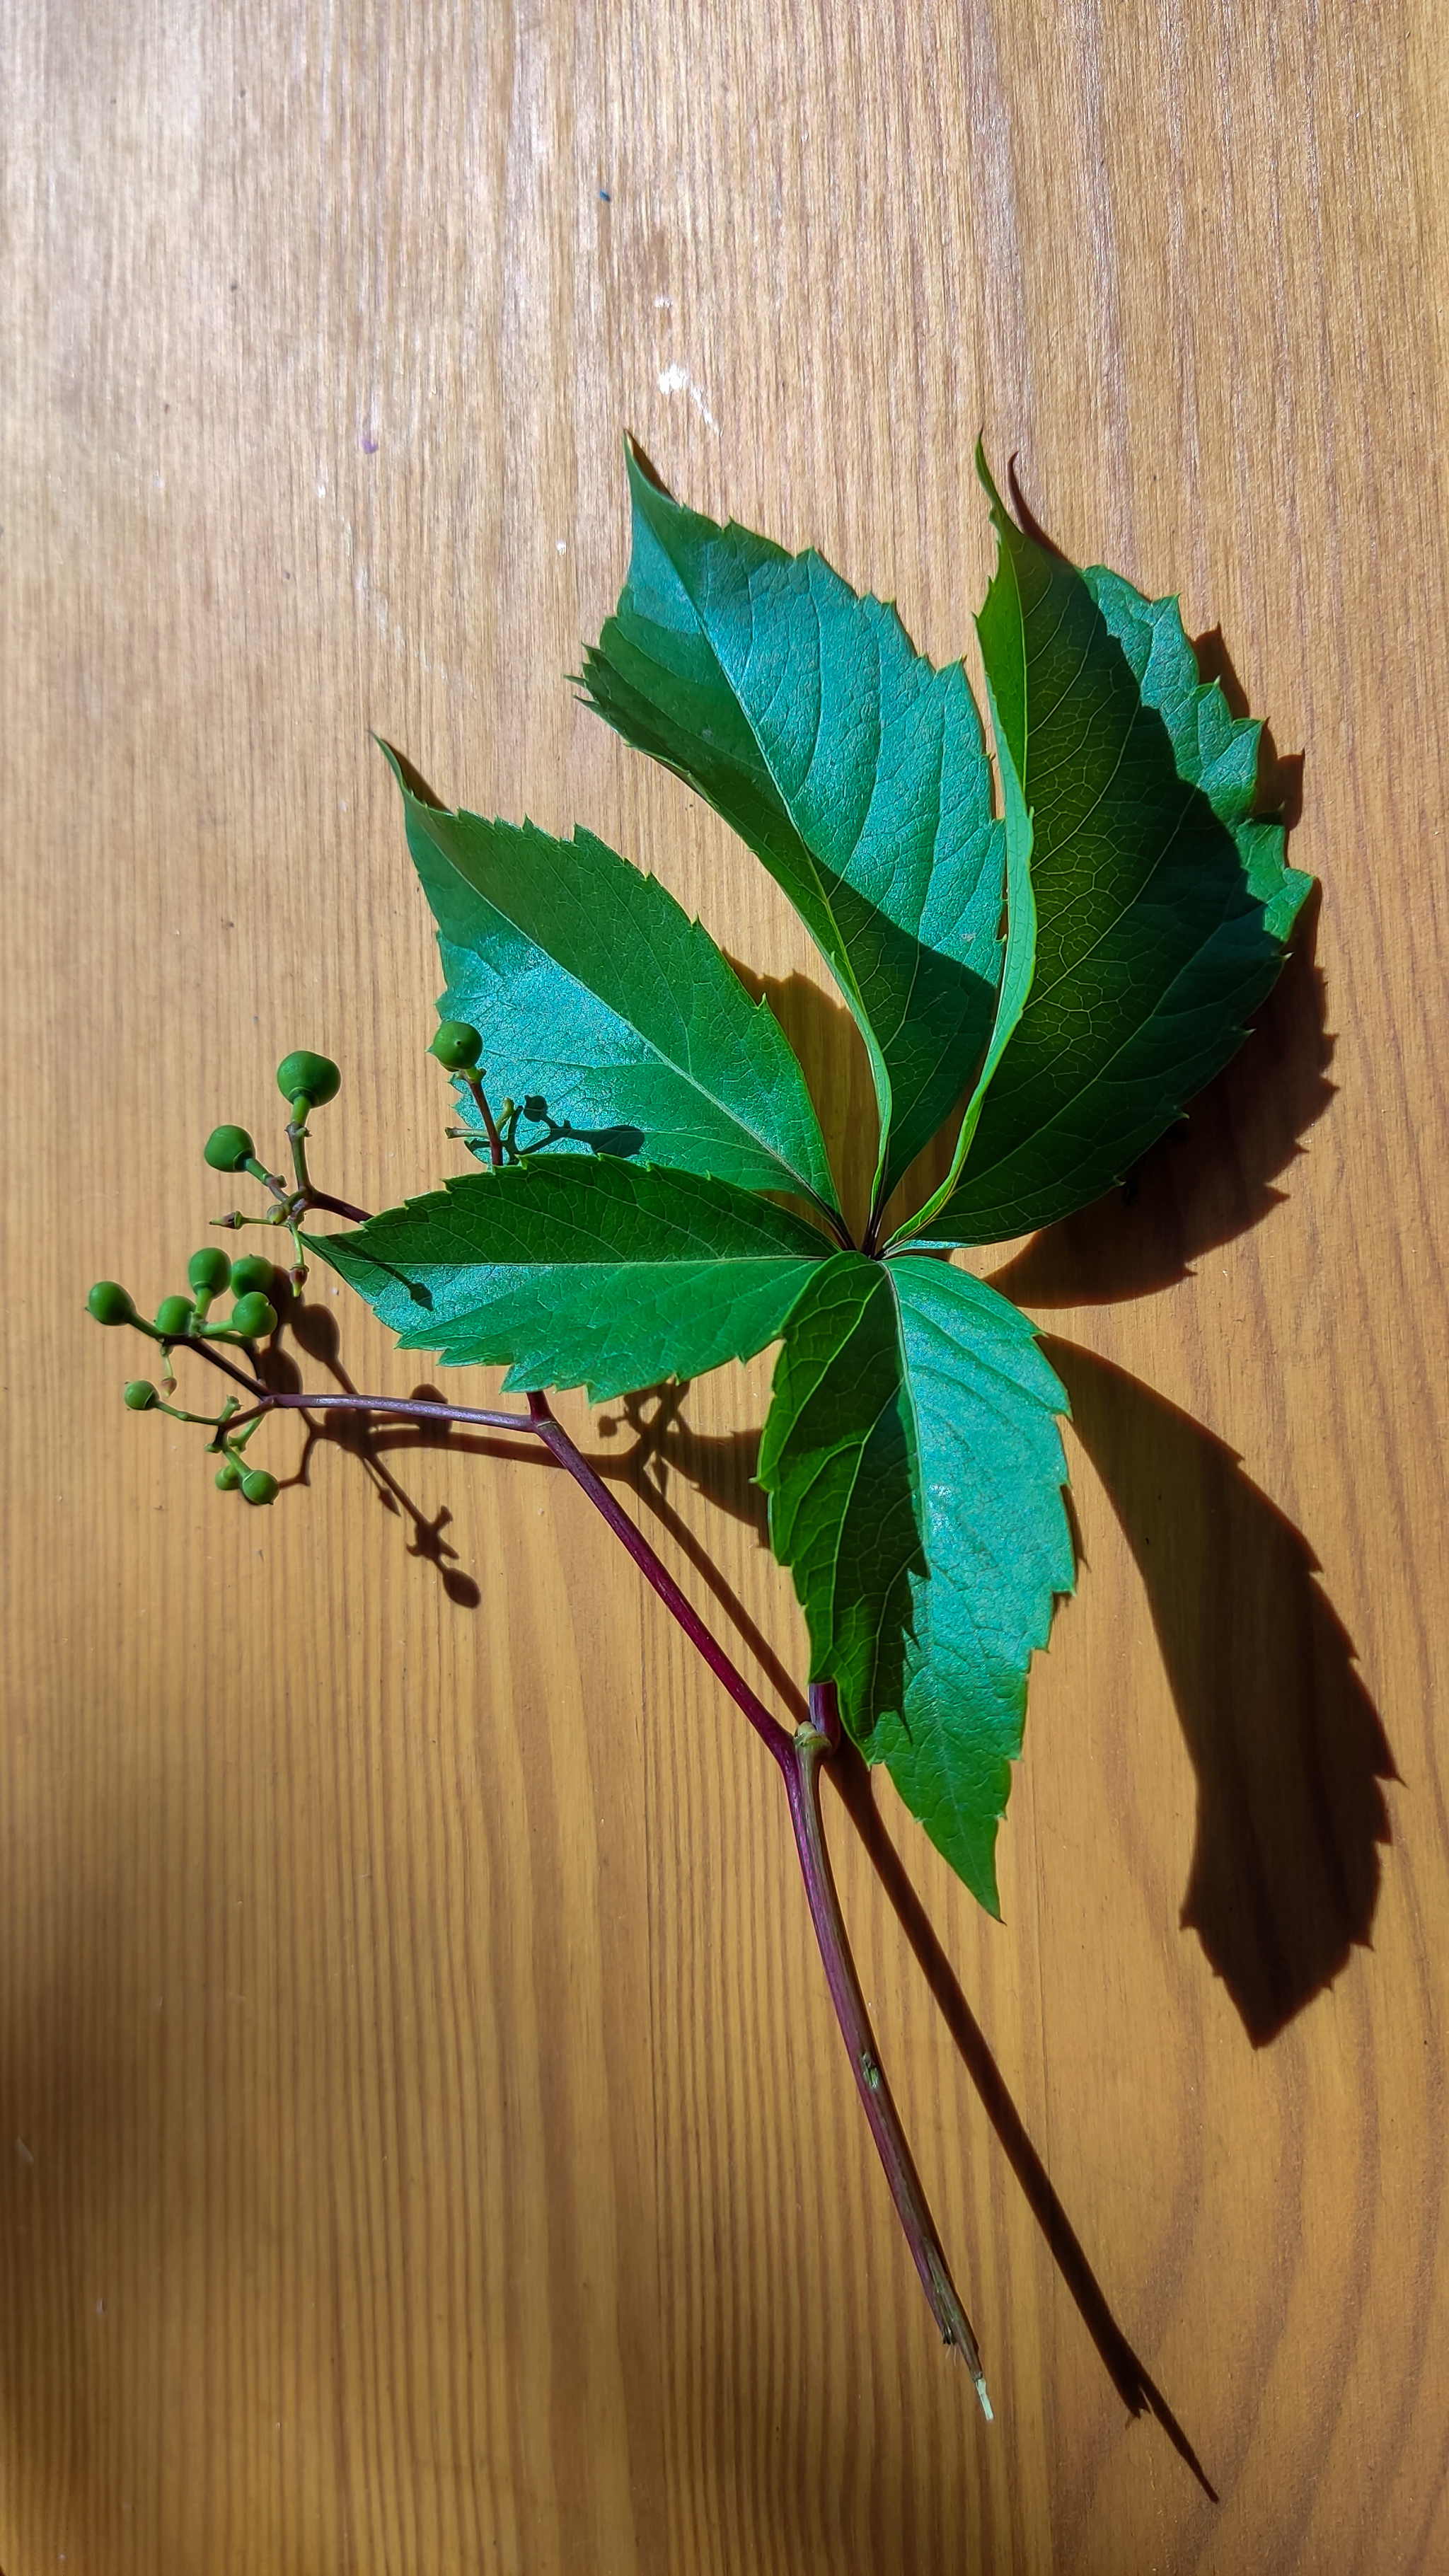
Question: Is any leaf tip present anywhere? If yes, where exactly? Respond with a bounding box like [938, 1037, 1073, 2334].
[974, 438, 1008, 522]
[376, 736, 446, 813]
[624, 432, 674, 504]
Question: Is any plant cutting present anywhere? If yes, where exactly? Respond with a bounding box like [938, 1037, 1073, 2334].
[88, 444, 1310, 2418]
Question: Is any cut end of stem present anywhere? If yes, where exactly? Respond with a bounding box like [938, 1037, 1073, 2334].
[942, 2318, 993, 2417]
[927, 2246, 989, 2412]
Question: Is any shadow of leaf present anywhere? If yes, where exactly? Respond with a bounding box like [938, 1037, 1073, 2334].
[1047, 1339, 1397, 2044]
[989, 884, 1332, 1307]
[727, 964, 879, 1241]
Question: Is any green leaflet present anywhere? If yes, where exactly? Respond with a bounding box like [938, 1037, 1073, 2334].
[758, 1252, 1074, 1913]
[891, 666, 1038, 1245]
[383, 746, 842, 1219]
[579, 445, 1006, 1215]
[932, 456, 1313, 1245]
[301, 1157, 828, 1404]
[886, 466, 1049, 1244]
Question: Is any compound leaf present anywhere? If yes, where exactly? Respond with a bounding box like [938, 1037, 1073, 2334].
[385, 746, 841, 1218]
[302, 1157, 829, 1404]
[580, 445, 1008, 1214]
[758, 1252, 1073, 1911]
[316, 456, 1310, 1922]
[930, 454, 1312, 1244]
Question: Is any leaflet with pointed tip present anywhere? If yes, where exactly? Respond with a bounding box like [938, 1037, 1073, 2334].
[930, 454, 1313, 1244]
[303, 1156, 829, 1404]
[579, 446, 1008, 1215]
[384, 746, 841, 1217]
[758, 1252, 1074, 1913]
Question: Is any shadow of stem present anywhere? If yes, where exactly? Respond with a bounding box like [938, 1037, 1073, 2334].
[826, 1740, 1216, 2500]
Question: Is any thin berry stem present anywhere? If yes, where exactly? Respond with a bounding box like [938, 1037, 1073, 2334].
[287, 1099, 315, 1197]
[243, 1155, 290, 1203]
[463, 1073, 507, 1167]
[222, 1387, 540, 1437]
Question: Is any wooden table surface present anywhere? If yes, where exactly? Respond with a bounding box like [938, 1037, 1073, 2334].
[4, 2, 1448, 2568]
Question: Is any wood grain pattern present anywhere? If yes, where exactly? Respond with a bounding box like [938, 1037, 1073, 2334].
[4, 1, 1448, 2565]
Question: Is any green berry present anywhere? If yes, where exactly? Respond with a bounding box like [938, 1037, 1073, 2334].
[87, 1281, 136, 1327]
[229, 1254, 276, 1298]
[123, 1380, 159, 1411]
[154, 1294, 195, 1338]
[429, 1020, 484, 1073]
[204, 1124, 256, 1174]
[229, 1291, 277, 1339]
[276, 1049, 340, 1107]
[187, 1247, 232, 1295]
[214, 1458, 243, 1491]
[241, 1468, 279, 1506]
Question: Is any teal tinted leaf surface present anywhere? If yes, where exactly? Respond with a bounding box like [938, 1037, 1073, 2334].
[758, 1253, 1073, 1912]
[385, 747, 840, 1216]
[933, 458, 1312, 1244]
[303, 1158, 827, 1404]
[579, 446, 1008, 1211]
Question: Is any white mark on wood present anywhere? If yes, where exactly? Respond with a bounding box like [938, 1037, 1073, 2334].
[657, 364, 719, 433]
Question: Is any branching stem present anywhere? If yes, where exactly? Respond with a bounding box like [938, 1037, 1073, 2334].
[462, 1072, 507, 1166]
[304, 1189, 373, 1223]
[169, 1309, 988, 2395]
[524, 1390, 792, 1764]
[171, 1100, 986, 2392]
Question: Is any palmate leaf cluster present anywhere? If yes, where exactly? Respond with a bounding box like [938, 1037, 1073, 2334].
[308, 447, 1310, 1914]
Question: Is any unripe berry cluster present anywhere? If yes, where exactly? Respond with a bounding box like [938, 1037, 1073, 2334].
[91, 1258, 280, 1354]
[204, 1050, 342, 1186]
[214, 1458, 279, 1507]
[84, 1049, 347, 1516]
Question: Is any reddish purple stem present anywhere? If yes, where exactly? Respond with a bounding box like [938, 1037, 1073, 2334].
[524, 1390, 985, 2393]
[305, 1189, 372, 1223]
[781, 1708, 989, 2401]
[524, 1392, 792, 1764]
[184, 1297, 987, 2390]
